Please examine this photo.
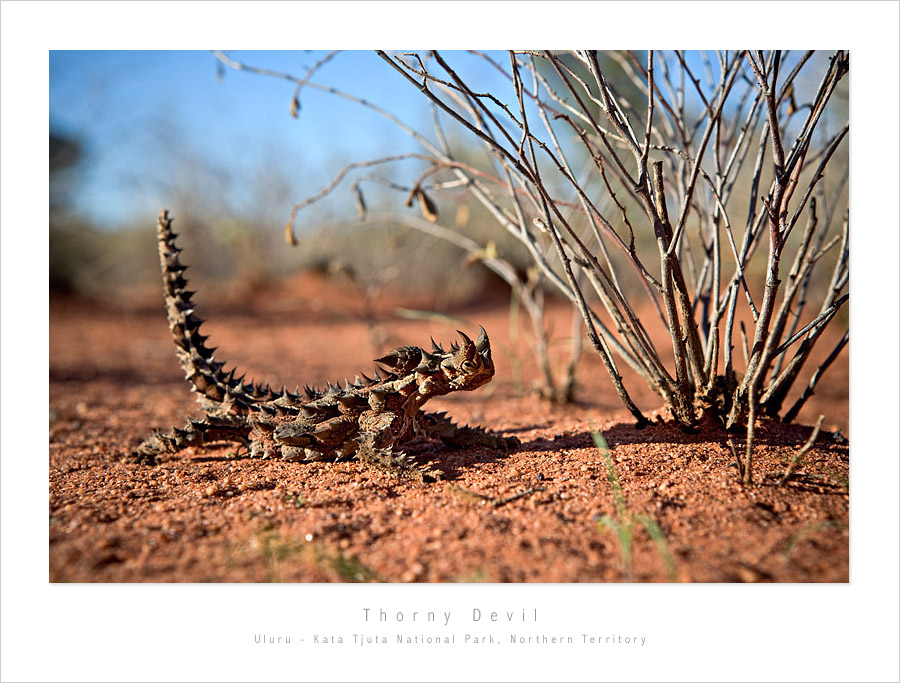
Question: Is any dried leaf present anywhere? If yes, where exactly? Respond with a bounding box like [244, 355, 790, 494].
[462, 240, 498, 268]
[404, 184, 418, 208]
[354, 187, 367, 221]
[783, 83, 797, 115]
[461, 250, 485, 268]
[417, 189, 438, 223]
[284, 220, 298, 246]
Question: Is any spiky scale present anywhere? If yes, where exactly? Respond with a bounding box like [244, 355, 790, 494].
[310, 419, 347, 441]
[300, 404, 325, 419]
[414, 350, 440, 372]
[375, 351, 399, 367]
[189, 330, 210, 348]
[273, 423, 312, 446]
[338, 393, 368, 412]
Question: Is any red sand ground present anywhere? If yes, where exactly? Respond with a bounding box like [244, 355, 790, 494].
[49, 274, 849, 582]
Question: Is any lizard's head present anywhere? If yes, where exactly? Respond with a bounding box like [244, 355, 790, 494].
[438, 326, 495, 391]
[376, 326, 495, 398]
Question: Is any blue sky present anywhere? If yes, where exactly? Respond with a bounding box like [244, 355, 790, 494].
[49, 49, 838, 232]
[50, 50, 511, 229]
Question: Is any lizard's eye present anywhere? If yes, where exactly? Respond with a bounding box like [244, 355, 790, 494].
[461, 360, 476, 372]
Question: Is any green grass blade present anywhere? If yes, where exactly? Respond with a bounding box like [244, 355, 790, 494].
[635, 513, 679, 582]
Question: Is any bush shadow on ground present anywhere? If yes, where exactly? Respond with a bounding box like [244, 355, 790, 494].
[520, 416, 845, 452]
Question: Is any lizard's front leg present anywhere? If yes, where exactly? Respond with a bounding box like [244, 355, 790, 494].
[355, 410, 442, 482]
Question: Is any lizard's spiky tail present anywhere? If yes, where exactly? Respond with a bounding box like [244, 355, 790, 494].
[156, 209, 276, 413]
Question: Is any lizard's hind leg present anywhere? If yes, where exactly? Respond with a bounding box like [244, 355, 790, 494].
[133, 417, 251, 465]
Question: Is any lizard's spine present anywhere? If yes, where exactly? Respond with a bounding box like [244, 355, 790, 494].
[156, 209, 275, 413]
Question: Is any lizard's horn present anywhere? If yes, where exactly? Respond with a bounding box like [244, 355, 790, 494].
[455, 330, 477, 361]
[475, 325, 489, 351]
[475, 325, 491, 362]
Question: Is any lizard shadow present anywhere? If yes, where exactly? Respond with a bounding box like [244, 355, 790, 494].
[177, 416, 842, 490]
[185, 442, 509, 486]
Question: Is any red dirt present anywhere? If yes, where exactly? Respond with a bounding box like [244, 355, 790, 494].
[49, 274, 849, 582]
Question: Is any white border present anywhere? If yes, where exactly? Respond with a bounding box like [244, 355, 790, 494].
[3, 2, 898, 682]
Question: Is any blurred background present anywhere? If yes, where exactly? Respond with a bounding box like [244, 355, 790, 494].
[49, 50, 539, 305]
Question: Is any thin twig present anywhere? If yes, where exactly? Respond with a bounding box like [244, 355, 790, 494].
[778, 415, 825, 485]
[783, 332, 848, 423]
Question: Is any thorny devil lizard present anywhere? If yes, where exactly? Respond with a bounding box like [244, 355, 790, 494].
[134, 210, 519, 481]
